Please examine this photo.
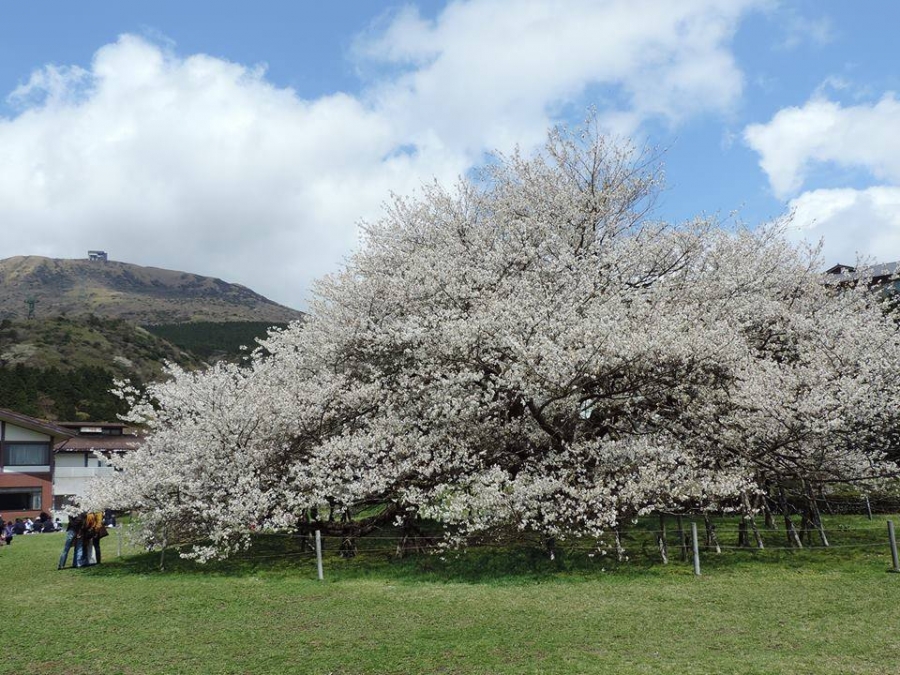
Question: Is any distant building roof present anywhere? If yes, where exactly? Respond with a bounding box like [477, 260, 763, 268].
[55, 422, 130, 435]
[824, 261, 900, 285]
[55, 435, 141, 453]
[53, 420, 141, 453]
[56, 422, 127, 429]
[0, 407, 74, 439]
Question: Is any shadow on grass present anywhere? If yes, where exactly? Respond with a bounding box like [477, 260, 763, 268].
[85, 515, 896, 583]
[84, 531, 682, 584]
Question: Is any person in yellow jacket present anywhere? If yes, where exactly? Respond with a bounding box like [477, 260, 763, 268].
[82, 511, 105, 566]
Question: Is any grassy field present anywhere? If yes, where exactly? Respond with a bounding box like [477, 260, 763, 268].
[3, 516, 900, 675]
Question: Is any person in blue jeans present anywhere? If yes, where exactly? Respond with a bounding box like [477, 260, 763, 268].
[58, 513, 85, 569]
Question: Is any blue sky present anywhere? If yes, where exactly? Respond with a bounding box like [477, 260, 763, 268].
[1, 1, 898, 309]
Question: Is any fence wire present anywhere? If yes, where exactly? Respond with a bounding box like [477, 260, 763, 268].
[105, 515, 900, 576]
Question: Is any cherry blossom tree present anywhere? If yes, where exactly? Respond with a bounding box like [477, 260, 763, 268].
[83, 120, 900, 560]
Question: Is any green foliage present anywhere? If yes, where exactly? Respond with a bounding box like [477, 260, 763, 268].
[0, 363, 134, 421]
[0, 316, 284, 420]
[0, 314, 199, 420]
[143, 321, 288, 360]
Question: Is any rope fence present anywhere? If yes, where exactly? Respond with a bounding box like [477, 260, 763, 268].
[108, 515, 900, 578]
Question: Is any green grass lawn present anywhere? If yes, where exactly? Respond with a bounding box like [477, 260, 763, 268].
[3, 516, 900, 675]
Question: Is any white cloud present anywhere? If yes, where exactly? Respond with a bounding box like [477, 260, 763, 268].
[0, 1, 762, 309]
[361, 0, 760, 143]
[786, 187, 900, 266]
[0, 35, 456, 308]
[744, 94, 900, 199]
[745, 91, 900, 267]
[778, 13, 833, 50]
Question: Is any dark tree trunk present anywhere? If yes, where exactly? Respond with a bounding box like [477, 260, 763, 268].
[762, 488, 776, 530]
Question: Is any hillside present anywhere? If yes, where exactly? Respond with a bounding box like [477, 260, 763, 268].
[0, 314, 203, 420]
[0, 314, 201, 377]
[0, 254, 305, 419]
[143, 321, 288, 360]
[0, 255, 304, 324]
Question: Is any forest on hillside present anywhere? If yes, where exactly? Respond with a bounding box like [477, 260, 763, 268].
[0, 363, 133, 421]
[0, 316, 282, 420]
[143, 321, 288, 360]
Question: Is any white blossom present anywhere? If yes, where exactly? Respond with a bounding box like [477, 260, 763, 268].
[83, 119, 900, 559]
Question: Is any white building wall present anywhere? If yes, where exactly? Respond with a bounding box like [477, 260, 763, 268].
[55, 454, 84, 468]
[55, 453, 109, 468]
[3, 424, 51, 442]
[54, 467, 115, 496]
[53, 452, 113, 498]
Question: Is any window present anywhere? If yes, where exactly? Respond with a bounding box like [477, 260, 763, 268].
[2, 443, 51, 466]
[0, 488, 41, 511]
[53, 494, 77, 511]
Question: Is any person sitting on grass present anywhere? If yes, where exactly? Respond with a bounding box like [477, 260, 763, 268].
[3, 520, 14, 545]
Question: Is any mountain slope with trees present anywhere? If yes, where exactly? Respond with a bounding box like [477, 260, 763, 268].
[0, 314, 203, 420]
[0, 256, 305, 419]
[142, 321, 288, 361]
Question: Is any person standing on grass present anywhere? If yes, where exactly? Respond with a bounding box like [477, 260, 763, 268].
[91, 511, 104, 564]
[3, 520, 14, 545]
[58, 513, 84, 569]
[81, 511, 103, 566]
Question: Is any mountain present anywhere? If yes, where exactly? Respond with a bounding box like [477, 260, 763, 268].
[0, 255, 304, 324]
[0, 255, 304, 420]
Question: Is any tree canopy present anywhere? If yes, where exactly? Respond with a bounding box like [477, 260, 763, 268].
[85, 122, 900, 561]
